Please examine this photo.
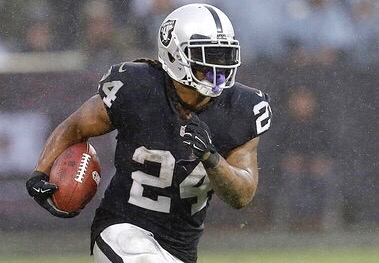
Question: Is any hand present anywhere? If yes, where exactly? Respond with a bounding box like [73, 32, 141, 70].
[181, 114, 220, 168]
[26, 171, 80, 218]
[26, 171, 57, 199]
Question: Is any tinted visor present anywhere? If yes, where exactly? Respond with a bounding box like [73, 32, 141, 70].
[190, 46, 239, 66]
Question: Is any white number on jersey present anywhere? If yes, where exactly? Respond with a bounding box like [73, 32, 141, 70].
[253, 100, 272, 135]
[180, 164, 211, 215]
[128, 146, 211, 214]
[100, 80, 124, 108]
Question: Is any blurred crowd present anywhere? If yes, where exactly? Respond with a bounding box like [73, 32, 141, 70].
[0, 0, 377, 231]
[0, 0, 378, 71]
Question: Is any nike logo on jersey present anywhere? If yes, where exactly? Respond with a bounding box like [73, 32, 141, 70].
[119, 62, 128, 72]
[33, 187, 51, 193]
[255, 90, 263, 97]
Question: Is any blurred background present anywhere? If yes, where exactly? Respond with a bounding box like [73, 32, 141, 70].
[0, 0, 378, 262]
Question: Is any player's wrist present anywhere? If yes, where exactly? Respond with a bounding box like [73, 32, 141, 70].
[201, 151, 221, 169]
[26, 171, 49, 189]
[31, 170, 49, 180]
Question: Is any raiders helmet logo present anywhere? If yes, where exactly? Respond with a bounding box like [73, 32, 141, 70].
[160, 20, 176, 47]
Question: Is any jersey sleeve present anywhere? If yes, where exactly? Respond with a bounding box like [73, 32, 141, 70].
[97, 63, 128, 128]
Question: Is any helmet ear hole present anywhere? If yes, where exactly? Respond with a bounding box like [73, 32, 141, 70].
[168, 53, 175, 63]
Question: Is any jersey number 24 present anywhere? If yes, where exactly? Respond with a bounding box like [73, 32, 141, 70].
[128, 146, 212, 215]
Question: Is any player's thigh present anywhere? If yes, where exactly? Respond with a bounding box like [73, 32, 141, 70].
[93, 223, 184, 263]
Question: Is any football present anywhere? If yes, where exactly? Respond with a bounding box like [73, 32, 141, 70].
[49, 142, 101, 213]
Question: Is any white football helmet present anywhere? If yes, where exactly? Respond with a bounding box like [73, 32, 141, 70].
[158, 4, 241, 97]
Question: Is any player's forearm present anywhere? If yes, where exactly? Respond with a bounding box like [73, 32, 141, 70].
[36, 96, 113, 175]
[35, 120, 87, 175]
[206, 156, 258, 209]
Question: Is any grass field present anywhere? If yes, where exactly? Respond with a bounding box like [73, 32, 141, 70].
[199, 248, 379, 263]
[1, 248, 378, 263]
[2, 229, 378, 263]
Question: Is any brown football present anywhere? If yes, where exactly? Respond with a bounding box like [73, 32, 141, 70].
[49, 142, 101, 213]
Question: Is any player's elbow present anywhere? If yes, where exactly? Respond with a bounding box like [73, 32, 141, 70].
[231, 194, 254, 209]
[232, 176, 257, 209]
[218, 186, 255, 209]
[227, 186, 256, 209]
[231, 202, 248, 210]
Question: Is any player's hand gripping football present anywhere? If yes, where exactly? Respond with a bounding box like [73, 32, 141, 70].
[26, 171, 79, 218]
[181, 114, 220, 168]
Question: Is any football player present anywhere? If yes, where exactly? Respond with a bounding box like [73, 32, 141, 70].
[26, 4, 272, 263]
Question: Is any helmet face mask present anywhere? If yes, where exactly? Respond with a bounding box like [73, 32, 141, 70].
[158, 4, 241, 97]
[188, 41, 240, 66]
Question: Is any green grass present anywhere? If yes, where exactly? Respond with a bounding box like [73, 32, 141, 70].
[198, 248, 379, 263]
[0, 256, 90, 263]
[1, 248, 378, 263]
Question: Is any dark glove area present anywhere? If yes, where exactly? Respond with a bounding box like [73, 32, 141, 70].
[26, 171, 57, 198]
[181, 114, 216, 158]
[26, 171, 80, 218]
[181, 114, 220, 169]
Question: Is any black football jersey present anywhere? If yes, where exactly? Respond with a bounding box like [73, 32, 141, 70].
[91, 61, 272, 263]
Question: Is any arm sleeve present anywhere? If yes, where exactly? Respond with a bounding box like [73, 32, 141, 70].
[97, 64, 127, 129]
